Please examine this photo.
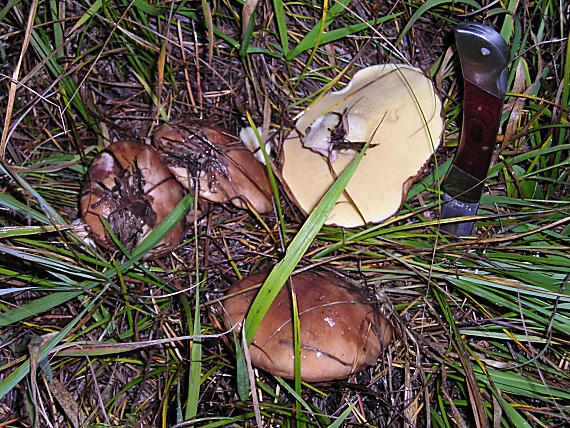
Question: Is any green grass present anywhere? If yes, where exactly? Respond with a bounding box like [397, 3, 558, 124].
[1, 0, 569, 426]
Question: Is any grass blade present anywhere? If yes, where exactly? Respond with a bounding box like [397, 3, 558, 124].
[244, 144, 368, 343]
[0, 284, 109, 401]
[273, 0, 289, 55]
[396, 0, 481, 45]
[328, 402, 356, 428]
[185, 273, 203, 420]
[0, 194, 193, 327]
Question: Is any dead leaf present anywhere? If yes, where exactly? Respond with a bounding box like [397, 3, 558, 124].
[503, 60, 528, 146]
[1, 0, 39, 159]
[242, 0, 259, 36]
[45, 375, 87, 428]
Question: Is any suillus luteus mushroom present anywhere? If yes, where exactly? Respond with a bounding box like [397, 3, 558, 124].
[222, 269, 393, 382]
[281, 64, 445, 227]
[153, 122, 273, 214]
[80, 140, 186, 259]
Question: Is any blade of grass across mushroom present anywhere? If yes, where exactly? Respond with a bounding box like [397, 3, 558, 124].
[0, 193, 194, 328]
[245, 112, 287, 246]
[308, 156, 453, 260]
[291, 287, 302, 424]
[234, 328, 250, 401]
[244, 143, 369, 344]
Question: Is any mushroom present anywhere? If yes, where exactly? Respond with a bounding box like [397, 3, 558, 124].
[153, 122, 273, 214]
[281, 64, 444, 227]
[80, 140, 186, 259]
[222, 269, 392, 382]
[239, 126, 272, 165]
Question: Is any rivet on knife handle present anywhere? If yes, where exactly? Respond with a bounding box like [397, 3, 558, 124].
[440, 22, 509, 235]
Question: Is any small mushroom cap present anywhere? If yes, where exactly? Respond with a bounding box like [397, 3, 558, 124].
[80, 140, 186, 259]
[282, 64, 444, 227]
[153, 123, 273, 214]
[223, 270, 392, 382]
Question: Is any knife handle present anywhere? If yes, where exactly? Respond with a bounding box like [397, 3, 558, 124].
[453, 79, 503, 181]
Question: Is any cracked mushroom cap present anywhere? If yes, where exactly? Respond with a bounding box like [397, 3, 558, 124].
[80, 140, 186, 259]
[282, 64, 444, 227]
[153, 123, 273, 214]
[223, 269, 392, 382]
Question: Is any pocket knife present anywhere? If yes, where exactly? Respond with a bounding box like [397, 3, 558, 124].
[440, 22, 510, 235]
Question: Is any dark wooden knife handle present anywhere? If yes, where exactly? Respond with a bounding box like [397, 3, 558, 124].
[453, 79, 503, 181]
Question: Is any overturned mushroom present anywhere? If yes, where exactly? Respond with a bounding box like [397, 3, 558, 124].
[281, 64, 444, 227]
[80, 140, 186, 259]
[153, 123, 273, 214]
[222, 269, 392, 382]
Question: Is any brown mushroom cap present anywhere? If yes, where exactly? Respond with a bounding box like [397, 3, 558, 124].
[223, 270, 392, 382]
[153, 123, 273, 214]
[80, 140, 186, 259]
[281, 64, 444, 227]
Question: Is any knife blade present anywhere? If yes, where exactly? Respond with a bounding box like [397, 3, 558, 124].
[440, 22, 509, 235]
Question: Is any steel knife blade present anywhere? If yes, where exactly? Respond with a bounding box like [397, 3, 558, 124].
[440, 22, 509, 235]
